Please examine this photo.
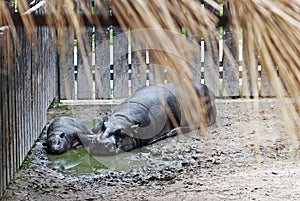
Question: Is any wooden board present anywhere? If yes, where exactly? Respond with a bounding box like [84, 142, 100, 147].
[260, 66, 275, 97]
[242, 31, 259, 97]
[113, 27, 129, 98]
[77, 27, 94, 100]
[0, 27, 3, 196]
[222, 28, 239, 97]
[203, 37, 220, 97]
[131, 51, 147, 94]
[58, 28, 75, 100]
[95, 28, 111, 99]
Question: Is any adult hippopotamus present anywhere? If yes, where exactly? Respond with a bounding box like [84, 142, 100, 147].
[45, 116, 91, 154]
[80, 83, 217, 155]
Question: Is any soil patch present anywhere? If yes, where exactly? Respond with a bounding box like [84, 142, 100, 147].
[2, 99, 300, 200]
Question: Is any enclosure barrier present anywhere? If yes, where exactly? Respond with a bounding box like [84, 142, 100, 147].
[0, 0, 279, 197]
[0, 3, 58, 197]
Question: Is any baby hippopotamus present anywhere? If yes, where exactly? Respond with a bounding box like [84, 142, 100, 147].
[45, 116, 91, 154]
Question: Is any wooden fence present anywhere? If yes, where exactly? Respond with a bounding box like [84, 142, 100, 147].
[58, 27, 276, 101]
[0, 4, 58, 197]
[0, 0, 278, 198]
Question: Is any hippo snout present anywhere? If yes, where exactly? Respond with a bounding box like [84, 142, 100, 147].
[47, 145, 67, 155]
[89, 135, 118, 155]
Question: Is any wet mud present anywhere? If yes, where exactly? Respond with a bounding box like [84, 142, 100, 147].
[2, 99, 300, 200]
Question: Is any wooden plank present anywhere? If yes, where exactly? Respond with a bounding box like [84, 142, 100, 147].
[190, 50, 202, 84]
[131, 51, 147, 94]
[10, 27, 20, 172]
[25, 31, 32, 167]
[149, 64, 166, 84]
[113, 27, 129, 98]
[0, 28, 5, 197]
[260, 66, 275, 97]
[95, 28, 111, 99]
[242, 31, 259, 98]
[3, 30, 11, 193]
[39, 26, 45, 128]
[17, 29, 26, 165]
[49, 28, 58, 103]
[58, 28, 75, 100]
[8, 28, 17, 188]
[222, 28, 239, 97]
[77, 27, 94, 99]
[148, 51, 165, 84]
[203, 37, 220, 96]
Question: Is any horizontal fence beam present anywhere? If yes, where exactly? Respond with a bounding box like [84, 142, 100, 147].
[0, 13, 118, 27]
[1, 13, 229, 28]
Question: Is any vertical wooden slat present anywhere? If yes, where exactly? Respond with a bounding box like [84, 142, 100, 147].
[3, 29, 11, 194]
[31, 27, 39, 148]
[26, 31, 32, 166]
[190, 50, 202, 84]
[8, 49, 15, 182]
[95, 29, 111, 99]
[14, 27, 21, 170]
[204, 37, 220, 97]
[131, 51, 147, 94]
[0, 27, 3, 196]
[148, 52, 165, 84]
[18, 29, 26, 164]
[222, 28, 239, 97]
[0, 27, 6, 197]
[242, 31, 259, 97]
[77, 0, 94, 100]
[113, 27, 129, 98]
[58, 28, 75, 100]
[260, 66, 275, 97]
[50, 28, 58, 103]
[77, 27, 93, 99]
[94, 0, 111, 99]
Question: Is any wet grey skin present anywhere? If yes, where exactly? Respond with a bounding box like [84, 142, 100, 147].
[46, 116, 92, 155]
[80, 83, 217, 156]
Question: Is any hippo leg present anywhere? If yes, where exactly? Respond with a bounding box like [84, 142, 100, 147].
[146, 128, 178, 145]
[148, 125, 200, 145]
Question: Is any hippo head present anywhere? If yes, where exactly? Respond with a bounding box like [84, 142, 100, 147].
[46, 131, 70, 155]
[88, 117, 138, 155]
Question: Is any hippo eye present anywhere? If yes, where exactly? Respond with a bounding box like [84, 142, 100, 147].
[59, 133, 65, 138]
[113, 129, 122, 135]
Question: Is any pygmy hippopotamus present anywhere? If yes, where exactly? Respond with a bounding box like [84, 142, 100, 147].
[80, 83, 217, 155]
[45, 116, 91, 154]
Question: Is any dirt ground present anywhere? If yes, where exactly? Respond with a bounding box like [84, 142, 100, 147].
[2, 99, 300, 201]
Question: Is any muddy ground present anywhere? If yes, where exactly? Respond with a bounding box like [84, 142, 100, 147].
[2, 99, 300, 201]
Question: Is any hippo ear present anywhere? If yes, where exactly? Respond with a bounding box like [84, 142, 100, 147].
[131, 124, 139, 129]
[131, 124, 139, 133]
[59, 132, 66, 138]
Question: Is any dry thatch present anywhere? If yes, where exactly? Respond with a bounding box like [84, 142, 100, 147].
[1, 0, 300, 144]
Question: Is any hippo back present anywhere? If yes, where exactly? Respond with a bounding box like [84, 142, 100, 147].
[110, 84, 182, 140]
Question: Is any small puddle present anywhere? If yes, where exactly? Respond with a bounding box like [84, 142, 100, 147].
[47, 147, 150, 174]
[47, 118, 150, 174]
